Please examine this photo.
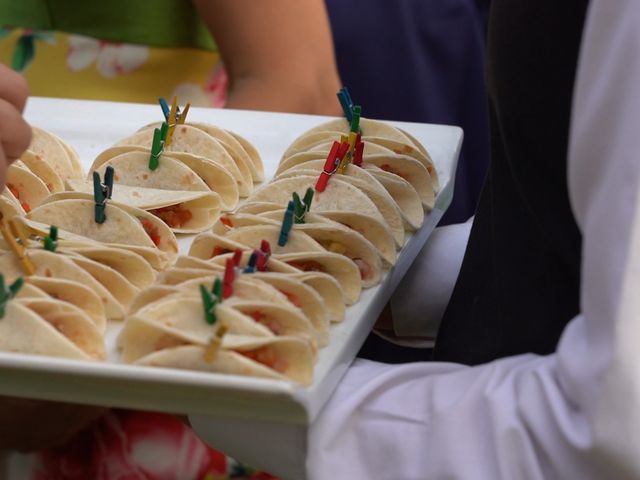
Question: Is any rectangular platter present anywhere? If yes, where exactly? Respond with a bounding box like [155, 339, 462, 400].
[0, 97, 462, 426]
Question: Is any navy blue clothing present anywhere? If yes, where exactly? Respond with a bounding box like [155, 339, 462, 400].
[326, 0, 490, 224]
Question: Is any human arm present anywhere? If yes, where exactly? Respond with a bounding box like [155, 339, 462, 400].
[192, 1, 640, 477]
[192, 0, 342, 115]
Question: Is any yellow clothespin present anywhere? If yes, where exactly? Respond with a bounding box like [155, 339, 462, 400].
[0, 217, 35, 275]
[205, 322, 229, 363]
[336, 134, 353, 174]
[177, 102, 191, 125]
[165, 97, 179, 146]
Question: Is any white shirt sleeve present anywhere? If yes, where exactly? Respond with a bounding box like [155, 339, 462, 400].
[385, 219, 471, 345]
[304, 1, 640, 478]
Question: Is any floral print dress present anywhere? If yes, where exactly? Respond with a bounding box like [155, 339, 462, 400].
[0, 28, 278, 480]
[0, 28, 228, 107]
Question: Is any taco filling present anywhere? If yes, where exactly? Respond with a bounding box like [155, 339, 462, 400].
[248, 311, 284, 335]
[139, 218, 161, 246]
[353, 258, 373, 281]
[7, 184, 30, 212]
[379, 164, 407, 181]
[238, 347, 287, 373]
[149, 204, 193, 229]
[287, 261, 326, 273]
[280, 290, 301, 308]
[211, 246, 232, 258]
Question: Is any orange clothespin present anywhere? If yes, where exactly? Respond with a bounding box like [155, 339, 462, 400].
[177, 102, 191, 125]
[0, 218, 35, 275]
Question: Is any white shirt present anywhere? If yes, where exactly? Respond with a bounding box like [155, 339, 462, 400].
[193, 1, 640, 478]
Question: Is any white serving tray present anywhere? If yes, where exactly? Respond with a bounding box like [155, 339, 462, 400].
[0, 97, 461, 426]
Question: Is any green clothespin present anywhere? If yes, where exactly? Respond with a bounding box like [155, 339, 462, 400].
[149, 122, 168, 171]
[212, 277, 223, 300]
[200, 284, 219, 325]
[0, 275, 24, 318]
[302, 187, 314, 213]
[350, 105, 361, 133]
[93, 166, 114, 224]
[292, 192, 306, 224]
[43, 225, 58, 252]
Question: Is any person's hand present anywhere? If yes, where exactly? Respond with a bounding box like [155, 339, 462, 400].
[0, 396, 107, 452]
[0, 63, 31, 189]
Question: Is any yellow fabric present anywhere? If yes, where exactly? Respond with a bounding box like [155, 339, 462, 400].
[0, 29, 227, 107]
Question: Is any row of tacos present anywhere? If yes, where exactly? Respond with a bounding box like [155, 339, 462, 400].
[113, 115, 436, 385]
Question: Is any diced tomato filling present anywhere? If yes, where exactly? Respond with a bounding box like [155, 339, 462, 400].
[149, 204, 193, 229]
[7, 183, 30, 212]
[280, 290, 301, 308]
[353, 258, 372, 280]
[249, 311, 283, 335]
[211, 246, 231, 258]
[239, 347, 281, 371]
[219, 215, 234, 228]
[380, 164, 407, 180]
[287, 261, 326, 273]
[139, 218, 161, 246]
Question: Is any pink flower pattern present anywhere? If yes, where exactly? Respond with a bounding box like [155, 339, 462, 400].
[32, 410, 232, 480]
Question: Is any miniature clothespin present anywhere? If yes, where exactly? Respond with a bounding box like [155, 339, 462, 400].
[200, 283, 220, 325]
[159, 97, 171, 121]
[93, 166, 114, 224]
[149, 122, 168, 171]
[335, 138, 353, 174]
[302, 188, 314, 213]
[232, 248, 243, 267]
[243, 250, 262, 273]
[0, 275, 24, 318]
[353, 134, 364, 167]
[43, 225, 58, 252]
[292, 192, 306, 224]
[315, 141, 341, 192]
[0, 218, 35, 275]
[278, 201, 295, 247]
[212, 277, 223, 300]
[165, 97, 179, 146]
[223, 257, 236, 299]
[337, 87, 354, 123]
[257, 240, 271, 271]
[350, 105, 361, 133]
[204, 322, 229, 363]
[177, 102, 191, 125]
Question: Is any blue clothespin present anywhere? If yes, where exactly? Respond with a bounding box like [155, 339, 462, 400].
[149, 122, 168, 171]
[243, 251, 260, 273]
[200, 284, 219, 325]
[337, 87, 354, 123]
[93, 166, 114, 224]
[43, 225, 58, 252]
[159, 97, 171, 121]
[0, 275, 24, 318]
[278, 201, 295, 247]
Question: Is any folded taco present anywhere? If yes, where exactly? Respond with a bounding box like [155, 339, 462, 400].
[90, 147, 239, 210]
[113, 125, 253, 196]
[28, 196, 179, 263]
[65, 182, 222, 233]
[0, 299, 105, 361]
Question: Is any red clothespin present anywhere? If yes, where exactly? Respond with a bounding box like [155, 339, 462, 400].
[257, 240, 271, 271]
[223, 258, 235, 299]
[353, 135, 364, 166]
[232, 248, 243, 267]
[315, 141, 341, 192]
